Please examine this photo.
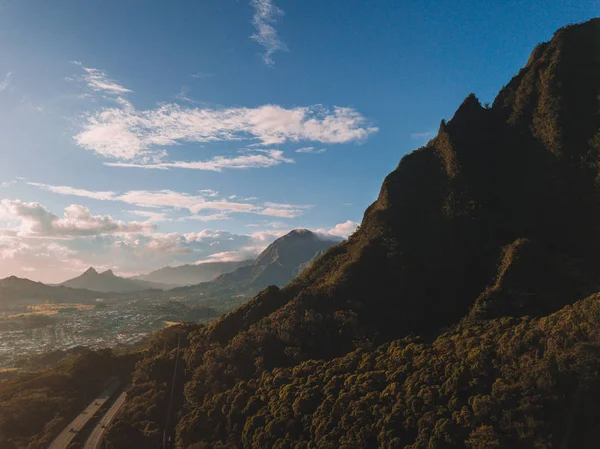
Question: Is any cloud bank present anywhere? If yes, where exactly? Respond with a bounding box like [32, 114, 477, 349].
[0, 200, 154, 238]
[70, 65, 377, 171]
[74, 100, 377, 163]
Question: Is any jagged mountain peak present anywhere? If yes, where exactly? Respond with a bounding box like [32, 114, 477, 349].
[83, 267, 98, 275]
[253, 229, 338, 267]
[61, 266, 170, 293]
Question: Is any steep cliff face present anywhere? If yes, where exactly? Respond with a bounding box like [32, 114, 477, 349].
[201, 20, 600, 357]
[188, 19, 600, 373]
[108, 18, 600, 449]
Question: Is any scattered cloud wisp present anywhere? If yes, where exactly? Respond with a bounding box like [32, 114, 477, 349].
[295, 146, 326, 154]
[250, 0, 287, 66]
[72, 62, 132, 95]
[0, 72, 12, 95]
[105, 149, 294, 172]
[28, 182, 312, 220]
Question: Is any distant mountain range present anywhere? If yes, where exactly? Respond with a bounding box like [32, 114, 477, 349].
[0, 276, 103, 309]
[60, 267, 175, 293]
[131, 260, 253, 286]
[0, 230, 341, 306]
[169, 229, 342, 307]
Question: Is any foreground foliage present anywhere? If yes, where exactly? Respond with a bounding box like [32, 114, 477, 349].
[178, 295, 600, 448]
[0, 349, 134, 449]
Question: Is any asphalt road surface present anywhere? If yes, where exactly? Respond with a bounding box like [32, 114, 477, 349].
[47, 379, 120, 449]
[83, 386, 129, 449]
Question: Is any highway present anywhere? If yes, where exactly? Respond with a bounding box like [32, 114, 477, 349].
[83, 386, 129, 449]
[48, 379, 120, 449]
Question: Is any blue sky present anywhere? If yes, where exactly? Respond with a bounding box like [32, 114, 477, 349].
[0, 0, 597, 282]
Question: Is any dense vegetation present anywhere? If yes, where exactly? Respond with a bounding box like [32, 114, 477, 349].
[0, 348, 135, 449]
[66, 18, 600, 448]
[106, 324, 201, 448]
[177, 293, 600, 448]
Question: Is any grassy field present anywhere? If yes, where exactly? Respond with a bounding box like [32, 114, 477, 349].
[163, 320, 182, 327]
[6, 303, 95, 318]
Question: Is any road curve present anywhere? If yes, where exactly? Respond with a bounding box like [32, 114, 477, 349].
[83, 386, 129, 449]
[48, 380, 120, 449]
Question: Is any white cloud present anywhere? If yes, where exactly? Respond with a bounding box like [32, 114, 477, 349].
[196, 248, 259, 263]
[72, 63, 132, 95]
[140, 232, 193, 255]
[250, 0, 287, 66]
[260, 201, 311, 218]
[129, 210, 170, 223]
[0, 224, 277, 282]
[295, 146, 326, 154]
[118, 229, 268, 266]
[195, 229, 286, 263]
[0, 213, 358, 282]
[74, 100, 377, 162]
[178, 213, 230, 222]
[316, 220, 359, 238]
[0, 236, 90, 282]
[115, 190, 261, 215]
[28, 182, 115, 201]
[0, 72, 12, 94]
[28, 182, 312, 219]
[249, 228, 288, 242]
[200, 189, 219, 197]
[0, 200, 154, 238]
[105, 149, 294, 171]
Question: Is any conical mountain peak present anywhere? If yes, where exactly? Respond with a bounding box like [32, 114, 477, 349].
[83, 267, 98, 275]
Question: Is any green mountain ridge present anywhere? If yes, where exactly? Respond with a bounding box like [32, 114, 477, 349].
[105, 18, 600, 449]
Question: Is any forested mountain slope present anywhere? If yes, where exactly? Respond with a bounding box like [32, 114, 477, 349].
[108, 18, 600, 449]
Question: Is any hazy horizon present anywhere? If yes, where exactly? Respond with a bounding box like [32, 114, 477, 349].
[0, 1, 597, 283]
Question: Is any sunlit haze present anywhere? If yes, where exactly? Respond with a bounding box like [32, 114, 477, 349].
[0, 1, 596, 282]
